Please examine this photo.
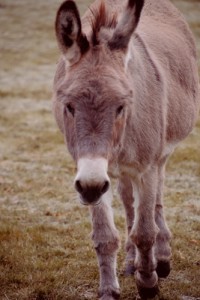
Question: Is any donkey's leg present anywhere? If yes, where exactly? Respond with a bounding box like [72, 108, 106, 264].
[118, 176, 136, 275]
[130, 167, 159, 299]
[90, 188, 120, 300]
[155, 163, 172, 278]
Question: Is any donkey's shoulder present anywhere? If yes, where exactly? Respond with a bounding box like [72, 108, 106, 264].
[142, 0, 181, 20]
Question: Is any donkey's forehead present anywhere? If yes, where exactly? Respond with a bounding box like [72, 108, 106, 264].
[63, 61, 131, 101]
[62, 74, 131, 106]
[66, 82, 124, 104]
[71, 44, 124, 78]
[58, 49, 132, 105]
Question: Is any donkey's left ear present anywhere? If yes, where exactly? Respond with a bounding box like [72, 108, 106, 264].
[55, 0, 89, 66]
[108, 0, 144, 51]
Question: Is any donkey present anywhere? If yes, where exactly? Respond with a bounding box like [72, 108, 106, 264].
[52, 0, 200, 298]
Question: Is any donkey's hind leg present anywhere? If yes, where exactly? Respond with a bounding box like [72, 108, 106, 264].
[90, 188, 120, 300]
[155, 162, 172, 278]
[118, 176, 136, 275]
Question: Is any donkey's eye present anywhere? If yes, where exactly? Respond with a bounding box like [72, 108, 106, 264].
[116, 105, 124, 117]
[66, 104, 75, 117]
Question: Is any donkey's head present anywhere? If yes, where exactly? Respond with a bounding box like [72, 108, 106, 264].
[55, 0, 144, 205]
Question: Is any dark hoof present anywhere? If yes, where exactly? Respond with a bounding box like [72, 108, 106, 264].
[156, 260, 170, 278]
[124, 264, 136, 276]
[111, 290, 120, 300]
[137, 285, 159, 299]
[99, 290, 120, 300]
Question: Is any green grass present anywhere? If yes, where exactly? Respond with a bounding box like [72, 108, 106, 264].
[0, 0, 200, 299]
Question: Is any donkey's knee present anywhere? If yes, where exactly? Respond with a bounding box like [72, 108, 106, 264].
[92, 227, 120, 255]
[94, 236, 120, 263]
[132, 228, 157, 253]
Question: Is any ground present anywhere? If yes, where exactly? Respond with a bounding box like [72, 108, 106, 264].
[0, 0, 200, 299]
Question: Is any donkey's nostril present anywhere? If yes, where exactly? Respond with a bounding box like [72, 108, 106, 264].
[75, 180, 83, 194]
[101, 180, 109, 195]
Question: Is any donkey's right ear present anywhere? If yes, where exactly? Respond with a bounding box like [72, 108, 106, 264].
[55, 0, 89, 66]
[108, 0, 144, 51]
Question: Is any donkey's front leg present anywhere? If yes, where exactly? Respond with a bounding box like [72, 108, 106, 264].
[90, 189, 120, 300]
[130, 168, 159, 299]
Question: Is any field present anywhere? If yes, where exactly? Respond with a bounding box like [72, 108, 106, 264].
[0, 0, 200, 299]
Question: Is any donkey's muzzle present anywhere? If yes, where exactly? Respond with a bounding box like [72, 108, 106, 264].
[75, 179, 109, 204]
[74, 157, 110, 205]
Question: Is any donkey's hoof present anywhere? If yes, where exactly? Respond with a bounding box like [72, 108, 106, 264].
[137, 284, 159, 299]
[124, 264, 136, 276]
[99, 288, 120, 300]
[156, 260, 170, 278]
[100, 295, 120, 300]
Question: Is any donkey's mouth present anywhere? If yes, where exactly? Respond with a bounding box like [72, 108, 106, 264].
[79, 195, 102, 207]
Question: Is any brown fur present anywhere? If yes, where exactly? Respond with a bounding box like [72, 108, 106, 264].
[90, 1, 118, 46]
[52, 0, 200, 298]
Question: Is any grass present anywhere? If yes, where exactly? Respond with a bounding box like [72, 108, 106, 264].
[0, 0, 200, 299]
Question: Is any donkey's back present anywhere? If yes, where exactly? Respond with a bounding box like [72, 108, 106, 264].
[140, 0, 199, 143]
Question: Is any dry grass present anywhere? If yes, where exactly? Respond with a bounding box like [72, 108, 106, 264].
[0, 0, 200, 299]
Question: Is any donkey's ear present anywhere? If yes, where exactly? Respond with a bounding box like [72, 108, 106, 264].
[55, 0, 89, 66]
[108, 0, 144, 51]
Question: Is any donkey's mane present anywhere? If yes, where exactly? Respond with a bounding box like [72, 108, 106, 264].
[90, 1, 117, 46]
